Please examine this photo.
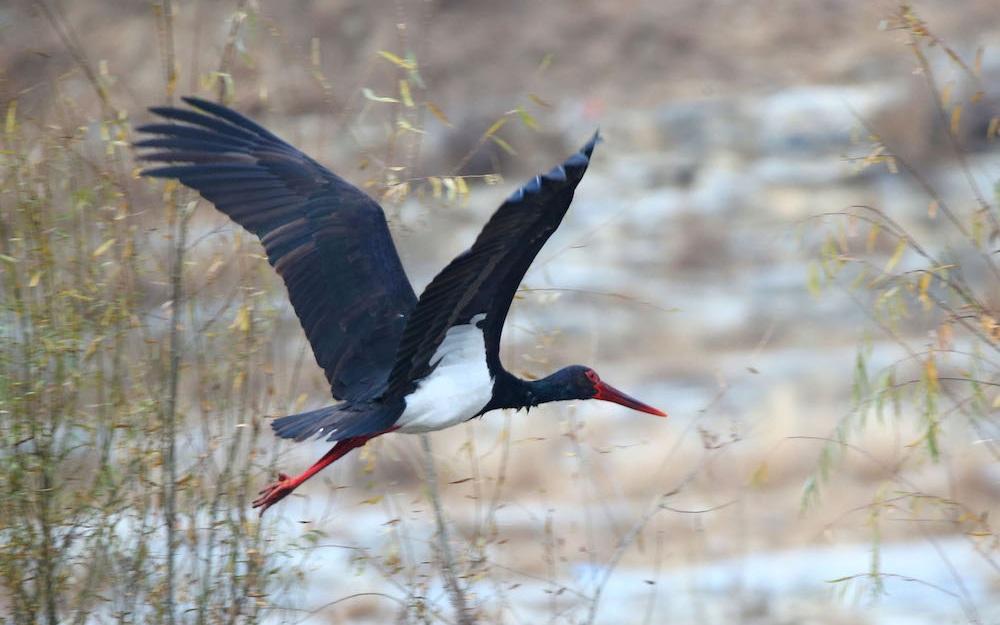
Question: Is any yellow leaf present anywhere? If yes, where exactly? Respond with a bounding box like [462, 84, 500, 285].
[924, 355, 938, 393]
[918, 273, 932, 310]
[28, 271, 41, 288]
[428, 176, 442, 199]
[484, 117, 508, 138]
[425, 101, 453, 127]
[310, 37, 321, 67]
[165, 67, 177, 98]
[981, 314, 998, 339]
[884, 238, 906, 273]
[528, 93, 552, 109]
[950, 105, 962, 135]
[360, 495, 383, 505]
[376, 50, 415, 70]
[806, 261, 822, 297]
[537, 53, 553, 73]
[382, 181, 409, 204]
[455, 176, 469, 199]
[987, 117, 999, 142]
[205, 257, 225, 279]
[749, 461, 769, 487]
[866, 223, 880, 252]
[399, 80, 414, 108]
[229, 305, 251, 332]
[940, 83, 953, 107]
[93, 238, 116, 258]
[161, 179, 178, 202]
[515, 106, 538, 130]
[292, 393, 309, 412]
[83, 336, 103, 360]
[5, 100, 16, 135]
[936, 322, 953, 350]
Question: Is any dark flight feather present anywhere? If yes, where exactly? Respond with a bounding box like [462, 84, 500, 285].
[137, 97, 417, 401]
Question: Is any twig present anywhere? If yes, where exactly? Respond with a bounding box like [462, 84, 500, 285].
[584, 481, 735, 625]
[641, 528, 664, 625]
[215, 0, 249, 103]
[33, 0, 111, 115]
[153, 3, 182, 622]
[420, 434, 474, 625]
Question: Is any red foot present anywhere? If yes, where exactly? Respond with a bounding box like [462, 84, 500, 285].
[252, 472, 298, 515]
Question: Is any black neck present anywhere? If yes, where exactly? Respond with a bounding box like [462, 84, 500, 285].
[481, 369, 582, 413]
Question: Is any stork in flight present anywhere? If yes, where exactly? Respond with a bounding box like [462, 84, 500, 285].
[137, 97, 666, 514]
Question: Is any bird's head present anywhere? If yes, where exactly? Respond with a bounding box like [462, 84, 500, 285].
[544, 365, 667, 417]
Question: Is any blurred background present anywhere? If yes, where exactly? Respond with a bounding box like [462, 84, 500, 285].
[1, 1, 998, 624]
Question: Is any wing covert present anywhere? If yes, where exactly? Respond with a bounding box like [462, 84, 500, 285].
[137, 97, 417, 400]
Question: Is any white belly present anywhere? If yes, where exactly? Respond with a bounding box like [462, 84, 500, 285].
[395, 315, 493, 433]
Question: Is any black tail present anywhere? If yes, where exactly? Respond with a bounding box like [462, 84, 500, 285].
[270, 402, 399, 442]
[271, 405, 350, 442]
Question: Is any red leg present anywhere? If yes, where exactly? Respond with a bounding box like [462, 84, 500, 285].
[253, 432, 377, 515]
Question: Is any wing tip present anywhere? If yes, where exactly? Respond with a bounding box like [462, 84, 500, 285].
[180, 95, 215, 111]
[539, 130, 598, 184]
[568, 129, 600, 166]
[509, 130, 599, 201]
[582, 129, 602, 158]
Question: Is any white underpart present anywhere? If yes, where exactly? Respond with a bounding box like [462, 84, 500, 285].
[396, 314, 494, 433]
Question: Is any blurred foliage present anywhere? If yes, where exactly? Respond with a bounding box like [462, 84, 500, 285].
[806, 5, 999, 612]
[0, 60, 288, 625]
[0, 1, 546, 623]
[0, 2, 292, 623]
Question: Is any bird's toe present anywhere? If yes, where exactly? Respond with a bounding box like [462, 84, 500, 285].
[252, 474, 296, 514]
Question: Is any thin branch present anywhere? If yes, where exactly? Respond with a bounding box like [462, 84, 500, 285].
[154, 3, 182, 622]
[420, 434, 474, 625]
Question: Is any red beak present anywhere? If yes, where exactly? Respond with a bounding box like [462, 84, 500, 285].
[593, 381, 667, 417]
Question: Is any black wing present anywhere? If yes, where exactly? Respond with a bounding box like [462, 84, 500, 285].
[136, 97, 417, 401]
[383, 133, 598, 399]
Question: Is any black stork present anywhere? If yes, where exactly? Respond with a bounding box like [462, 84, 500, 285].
[136, 97, 666, 514]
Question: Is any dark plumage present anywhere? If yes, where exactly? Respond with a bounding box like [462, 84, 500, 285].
[137, 97, 666, 515]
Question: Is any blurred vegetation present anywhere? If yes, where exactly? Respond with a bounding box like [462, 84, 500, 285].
[0, 5, 284, 624]
[806, 5, 999, 617]
[0, 1, 545, 623]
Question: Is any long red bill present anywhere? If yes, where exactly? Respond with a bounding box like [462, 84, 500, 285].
[593, 381, 667, 417]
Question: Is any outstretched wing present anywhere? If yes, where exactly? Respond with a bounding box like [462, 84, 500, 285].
[383, 133, 598, 399]
[137, 97, 417, 401]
